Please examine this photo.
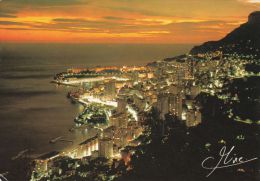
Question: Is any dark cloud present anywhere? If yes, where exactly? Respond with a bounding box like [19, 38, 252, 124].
[107, 6, 163, 16]
[1, 17, 235, 36]
[165, 20, 229, 29]
[103, 16, 133, 21]
[0, 12, 17, 18]
[0, 21, 25, 25]
[50, 18, 128, 30]
[2, 0, 88, 6]
[52, 18, 104, 24]
[0, 0, 89, 19]
[2, 27, 31, 31]
[0, 7, 18, 18]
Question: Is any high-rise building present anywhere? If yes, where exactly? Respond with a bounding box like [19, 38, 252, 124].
[190, 86, 201, 99]
[110, 113, 128, 128]
[195, 110, 202, 124]
[147, 72, 154, 79]
[77, 136, 99, 158]
[104, 80, 116, 99]
[116, 97, 127, 113]
[34, 151, 60, 172]
[185, 109, 202, 127]
[157, 94, 169, 120]
[186, 110, 196, 127]
[169, 94, 183, 120]
[103, 126, 116, 138]
[169, 85, 177, 95]
[98, 137, 113, 158]
[176, 69, 185, 85]
[186, 58, 195, 79]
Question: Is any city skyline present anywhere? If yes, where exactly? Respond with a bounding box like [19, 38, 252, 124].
[0, 0, 259, 43]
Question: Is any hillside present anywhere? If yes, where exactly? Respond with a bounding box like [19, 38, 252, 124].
[190, 11, 260, 57]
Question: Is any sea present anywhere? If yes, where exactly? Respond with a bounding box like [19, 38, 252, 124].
[0, 43, 194, 173]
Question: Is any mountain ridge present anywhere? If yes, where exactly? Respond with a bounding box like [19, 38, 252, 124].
[190, 11, 260, 57]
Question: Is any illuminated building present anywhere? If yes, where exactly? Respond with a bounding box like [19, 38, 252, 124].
[110, 112, 128, 128]
[157, 94, 169, 120]
[104, 80, 116, 99]
[99, 137, 113, 158]
[103, 126, 116, 138]
[118, 128, 129, 147]
[147, 72, 154, 79]
[77, 135, 99, 158]
[169, 94, 183, 120]
[127, 121, 143, 140]
[116, 97, 127, 113]
[185, 109, 202, 127]
[133, 94, 146, 111]
[34, 151, 60, 172]
[186, 110, 196, 127]
[120, 150, 131, 166]
[169, 85, 182, 95]
[190, 86, 201, 99]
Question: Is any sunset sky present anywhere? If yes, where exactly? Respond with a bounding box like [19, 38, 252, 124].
[0, 0, 259, 44]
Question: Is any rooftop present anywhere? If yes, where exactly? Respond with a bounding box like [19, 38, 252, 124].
[79, 135, 98, 145]
[37, 151, 60, 160]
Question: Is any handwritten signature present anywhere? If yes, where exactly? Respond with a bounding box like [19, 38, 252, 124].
[0, 174, 8, 181]
[201, 146, 258, 177]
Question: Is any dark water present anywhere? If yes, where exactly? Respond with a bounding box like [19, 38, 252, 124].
[0, 43, 193, 173]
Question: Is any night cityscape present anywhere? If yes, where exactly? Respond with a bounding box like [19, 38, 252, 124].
[0, 1, 259, 181]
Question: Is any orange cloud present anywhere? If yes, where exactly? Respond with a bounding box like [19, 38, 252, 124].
[0, 0, 257, 43]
